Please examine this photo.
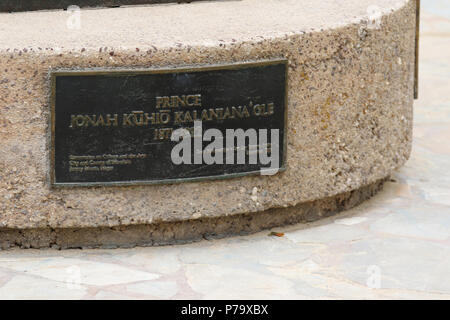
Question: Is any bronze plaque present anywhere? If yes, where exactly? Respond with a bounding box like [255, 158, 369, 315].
[50, 60, 288, 187]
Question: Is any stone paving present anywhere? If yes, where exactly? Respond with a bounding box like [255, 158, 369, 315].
[0, 1, 449, 299]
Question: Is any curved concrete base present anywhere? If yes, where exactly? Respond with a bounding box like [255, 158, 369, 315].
[0, 178, 386, 249]
[0, 0, 416, 249]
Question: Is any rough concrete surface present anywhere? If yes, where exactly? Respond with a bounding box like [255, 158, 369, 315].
[0, 0, 416, 243]
[0, 179, 386, 249]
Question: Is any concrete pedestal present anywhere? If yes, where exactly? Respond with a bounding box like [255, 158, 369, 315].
[0, 0, 417, 248]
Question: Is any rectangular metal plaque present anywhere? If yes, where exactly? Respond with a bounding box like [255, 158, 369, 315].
[50, 60, 288, 187]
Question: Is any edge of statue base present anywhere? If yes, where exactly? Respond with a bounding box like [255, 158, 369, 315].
[0, 178, 386, 249]
[0, 0, 416, 249]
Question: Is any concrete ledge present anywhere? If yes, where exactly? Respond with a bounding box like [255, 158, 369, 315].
[0, 178, 386, 249]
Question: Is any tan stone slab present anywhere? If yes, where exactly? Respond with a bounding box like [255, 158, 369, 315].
[0, 0, 409, 51]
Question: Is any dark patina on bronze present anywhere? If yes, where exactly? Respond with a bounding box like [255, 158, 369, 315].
[0, 0, 213, 12]
[50, 60, 288, 187]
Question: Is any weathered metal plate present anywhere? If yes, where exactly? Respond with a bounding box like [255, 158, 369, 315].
[0, 0, 212, 12]
[50, 60, 288, 187]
